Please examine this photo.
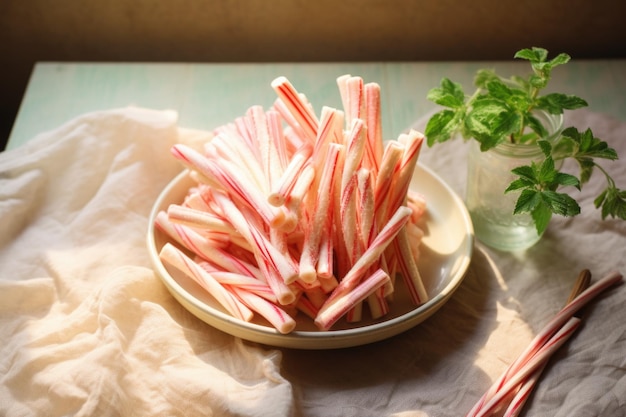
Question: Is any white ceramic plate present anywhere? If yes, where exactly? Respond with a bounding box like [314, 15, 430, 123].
[147, 164, 474, 349]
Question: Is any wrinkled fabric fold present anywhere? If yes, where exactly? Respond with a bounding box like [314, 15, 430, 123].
[0, 108, 293, 417]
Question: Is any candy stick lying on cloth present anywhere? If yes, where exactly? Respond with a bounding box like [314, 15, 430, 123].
[466, 270, 623, 417]
[474, 317, 583, 417]
[502, 269, 591, 417]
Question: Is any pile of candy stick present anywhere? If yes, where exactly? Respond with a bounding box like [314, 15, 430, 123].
[155, 75, 429, 333]
[466, 270, 623, 416]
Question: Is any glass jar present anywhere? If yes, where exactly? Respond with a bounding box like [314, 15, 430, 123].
[465, 111, 563, 251]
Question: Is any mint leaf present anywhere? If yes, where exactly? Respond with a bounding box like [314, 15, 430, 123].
[425, 109, 462, 146]
[595, 186, 626, 220]
[474, 69, 500, 89]
[554, 172, 581, 189]
[531, 204, 553, 235]
[427, 78, 465, 108]
[547, 53, 571, 68]
[513, 189, 541, 213]
[514, 47, 548, 63]
[535, 93, 588, 113]
[541, 190, 581, 216]
[511, 164, 537, 182]
[465, 97, 521, 150]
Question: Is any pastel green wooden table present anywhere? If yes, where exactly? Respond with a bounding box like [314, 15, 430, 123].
[7, 60, 626, 150]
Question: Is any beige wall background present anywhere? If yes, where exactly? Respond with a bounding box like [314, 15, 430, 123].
[2, 0, 625, 148]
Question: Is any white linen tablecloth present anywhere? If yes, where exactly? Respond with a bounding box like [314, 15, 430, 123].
[1, 107, 624, 417]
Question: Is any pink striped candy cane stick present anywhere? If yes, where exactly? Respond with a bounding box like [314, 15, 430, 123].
[340, 172, 362, 264]
[502, 270, 590, 417]
[206, 133, 267, 193]
[230, 286, 297, 334]
[373, 141, 405, 228]
[167, 204, 233, 233]
[159, 243, 254, 322]
[250, 105, 284, 191]
[474, 317, 582, 417]
[296, 296, 320, 320]
[502, 362, 547, 417]
[233, 116, 261, 163]
[313, 106, 343, 169]
[364, 82, 383, 174]
[314, 269, 391, 331]
[393, 227, 428, 305]
[357, 168, 376, 249]
[320, 206, 412, 309]
[336, 74, 351, 122]
[336, 75, 365, 127]
[265, 109, 290, 170]
[272, 99, 308, 151]
[271, 76, 319, 144]
[299, 143, 342, 283]
[387, 130, 424, 215]
[212, 191, 300, 290]
[268, 143, 313, 207]
[340, 118, 367, 197]
[155, 211, 263, 281]
[171, 144, 286, 229]
[316, 226, 334, 280]
[198, 263, 278, 303]
[466, 270, 623, 416]
[277, 163, 315, 235]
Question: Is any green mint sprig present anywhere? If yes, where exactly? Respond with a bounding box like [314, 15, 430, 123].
[425, 47, 626, 235]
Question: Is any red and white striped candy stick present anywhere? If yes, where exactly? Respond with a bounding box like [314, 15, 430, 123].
[336, 74, 351, 121]
[296, 295, 320, 320]
[155, 211, 263, 281]
[357, 168, 376, 248]
[229, 285, 297, 334]
[320, 206, 412, 310]
[268, 143, 313, 207]
[171, 144, 286, 229]
[250, 105, 284, 190]
[265, 109, 290, 170]
[272, 98, 308, 150]
[387, 130, 424, 214]
[340, 172, 362, 264]
[299, 143, 342, 283]
[313, 106, 343, 168]
[366, 287, 390, 320]
[502, 362, 547, 417]
[159, 243, 254, 322]
[467, 270, 623, 417]
[337, 75, 365, 126]
[167, 203, 233, 233]
[502, 269, 591, 417]
[212, 191, 300, 289]
[393, 226, 428, 305]
[316, 225, 334, 280]
[374, 141, 405, 227]
[207, 133, 266, 193]
[271, 76, 319, 144]
[364, 82, 383, 174]
[474, 317, 582, 417]
[198, 263, 278, 303]
[232, 115, 256, 153]
[340, 118, 367, 197]
[314, 269, 391, 331]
